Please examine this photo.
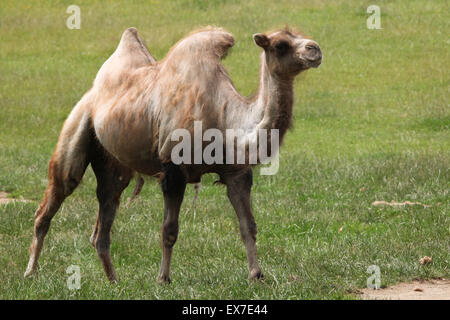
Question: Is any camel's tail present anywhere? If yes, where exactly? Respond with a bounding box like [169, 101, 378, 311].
[131, 175, 145, 200]
[126, 175, 145, 206]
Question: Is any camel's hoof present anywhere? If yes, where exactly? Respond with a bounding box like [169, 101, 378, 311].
[157, 275, 171, 284]
[24, 268, 37, 278]
[105, 271, 118, 283]
[249, 269, 264, 280]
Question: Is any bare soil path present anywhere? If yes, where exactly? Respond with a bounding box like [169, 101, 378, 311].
[0, 191, 32, 205]
[360, 279, 450, 300]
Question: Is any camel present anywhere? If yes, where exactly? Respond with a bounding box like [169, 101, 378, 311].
[24, 27, 321, 283]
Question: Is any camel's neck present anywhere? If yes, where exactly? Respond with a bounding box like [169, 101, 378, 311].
[252, 52, 294, 141]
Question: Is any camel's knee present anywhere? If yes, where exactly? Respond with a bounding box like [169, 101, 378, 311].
[240, 220, 257, 243]
[34, 215, 52, 236]
[62, 176, 82, 197]
[33, 183, 64, 230]
[58, 166, 86, 197]
[95, 180, 126, 209]
[248, 220, 257, 237]
[94, 236, 111, 254]
[162, 221, 179, 248]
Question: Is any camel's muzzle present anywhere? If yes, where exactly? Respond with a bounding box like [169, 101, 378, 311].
[303, 41, 322, 68]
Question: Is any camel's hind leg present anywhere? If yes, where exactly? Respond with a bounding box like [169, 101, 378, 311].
[24, 103, 92, 278]
[24, 171, 70, 277]
[89, 144, 132, 282]
[24, 143, 90, 277]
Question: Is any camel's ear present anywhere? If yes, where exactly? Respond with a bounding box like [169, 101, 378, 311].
[253, 33, 269, 49]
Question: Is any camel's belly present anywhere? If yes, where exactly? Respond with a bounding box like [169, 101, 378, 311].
[92, 105, 161, 175]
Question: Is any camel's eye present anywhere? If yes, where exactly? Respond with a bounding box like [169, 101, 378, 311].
[274, 40, 290, 55]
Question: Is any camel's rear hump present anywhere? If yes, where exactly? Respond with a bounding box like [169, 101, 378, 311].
[93, 27, 156, 92]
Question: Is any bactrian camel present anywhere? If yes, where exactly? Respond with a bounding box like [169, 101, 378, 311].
[24, 27, 322, 283]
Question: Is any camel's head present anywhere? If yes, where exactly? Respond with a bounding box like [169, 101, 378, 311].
[253, 29, 321, 77]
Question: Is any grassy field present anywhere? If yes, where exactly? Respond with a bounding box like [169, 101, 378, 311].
[0, 0, 449, 299]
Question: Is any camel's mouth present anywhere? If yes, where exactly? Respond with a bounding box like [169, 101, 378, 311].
[307, 57, 322, 68]
[298, 57, 322, 69]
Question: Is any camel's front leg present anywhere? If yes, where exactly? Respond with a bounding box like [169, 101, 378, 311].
[224, 169, 263, 280]
[158, 163, 186, 284]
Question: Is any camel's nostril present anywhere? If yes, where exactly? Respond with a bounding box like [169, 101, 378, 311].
[317, 51, 322, 59]
[303, 42, 321, 63]
[305, 43, 320, 51]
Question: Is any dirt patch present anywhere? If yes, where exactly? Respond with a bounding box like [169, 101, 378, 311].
[372, 200, 431, 208]
[0, 191, 32, 205]
[360, 279, 450, 300]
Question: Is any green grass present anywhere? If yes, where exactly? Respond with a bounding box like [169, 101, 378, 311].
[0, 0, 449, 299]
